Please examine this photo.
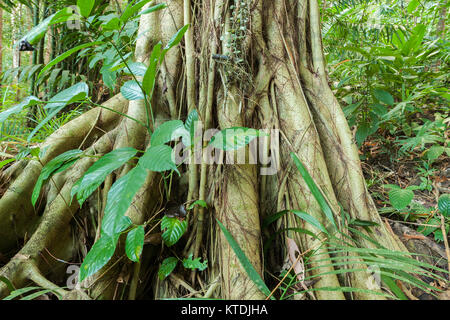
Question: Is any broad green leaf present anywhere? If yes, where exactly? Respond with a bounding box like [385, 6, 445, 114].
[79, 235, 118, 282]
[161, 216, 187, 246]
[28, 82, 89, 141]
[158, 257, 178, 280]
[124, 62, 147, 77]
[164, 24, 189, 51]
[182, 254, 208, 271]
[0, 96, 40, 123]
[418, 218, 440, 236]
[125, 225, 145, 262]
[407, 0, 419, 13]
[388, 188, 414, 210]
[139, 3, 167, 15]
[373, 88, 394, 106]
[102, 166, 148, 236]
[216, 219, 274, 299]
[139, 145, 178, 174]
[32, 149, 83, 206]
[291, 153, 337, 229]
[438, 194, 450, 217]
[291, 210, 329, 234]
[426, 145, 444, 162]
[0, 276, 15, 293]
[120, 0, 154, 23]
[143, 42, 162, 97]
[121, 80, 145, 100]
[151, 120, 185, 146]
[3, 287, 43, 300]
[187, 200, 207, 210]
[74, 148, 138, 206]
[209, 127, 267, 151]
[402, 24, 426, 55]
[77, 0, 95, 18]
[37, 42, 102, 80]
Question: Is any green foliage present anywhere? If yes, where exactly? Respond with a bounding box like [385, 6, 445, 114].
[217, 219, 275, 299]
[120, 80, 145, 100]
[182, 254, 208, 271]
[158, 257, 178, 280]
[72, 147, 138, 206]
[291, 152, 337, 229]
[138, 145, 179, 174]
[438, 194, 450, 217]
[79, 234, 118, 282]
[384, 184, 415, 210]
[125, 226, 145, 262]
[209, 127, 268, 151]
[32, 149, 83, 206]
[28, 82, 89, 141]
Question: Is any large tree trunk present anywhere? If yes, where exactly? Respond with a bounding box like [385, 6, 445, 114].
[0, 0, 409, 300]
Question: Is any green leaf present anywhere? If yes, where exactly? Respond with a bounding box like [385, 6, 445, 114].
[1, 158, 16, 168]
[3, 287, 43, 300]
[356, 122, 378, 146]
[426, 145, 444, 162]
[388, 188, 414, 210]
[373, 88, 394, 106]
[102, 166, 148, 236]
[101, 16, 121, 31]
[290, 153, 337, 229]
[209, 127, 267, 151]
[151, 120, 186, 146]
[216, 219, 274, 299]
[138, 145, 178, 174]
[32, 149, 83, 206]
[182, 254, 208, 271]
[290, 210, 329, 234]
[184, 109, 199, 146]
[120, 0, 154, 23]
[417, 218, 440, 236]
[20, 14, 55, 45]
[125, 226, 145, 262]
[143, 42, 162, 98]
[139, 3, 167, 15]
[161, 216, 187, 246]
[0, 276, 16, 293]
[187, 200, 207, 210]
[28, 82, 89, 141]
[37, 42, 101, 80]
[158, 257, 178, 280]
[381, 273, 408, 300]
[79, 235, 118, 282]
[0, 96, 40, 123]
[74, 148, 138, 206]
[121, 80, 145, 100]
[438, 194, 450, 217]
[124, 62, 147, 77]
[164, 24, 189, 51]
[407, 0, 419, 13]
[77, 0, 95, 18]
